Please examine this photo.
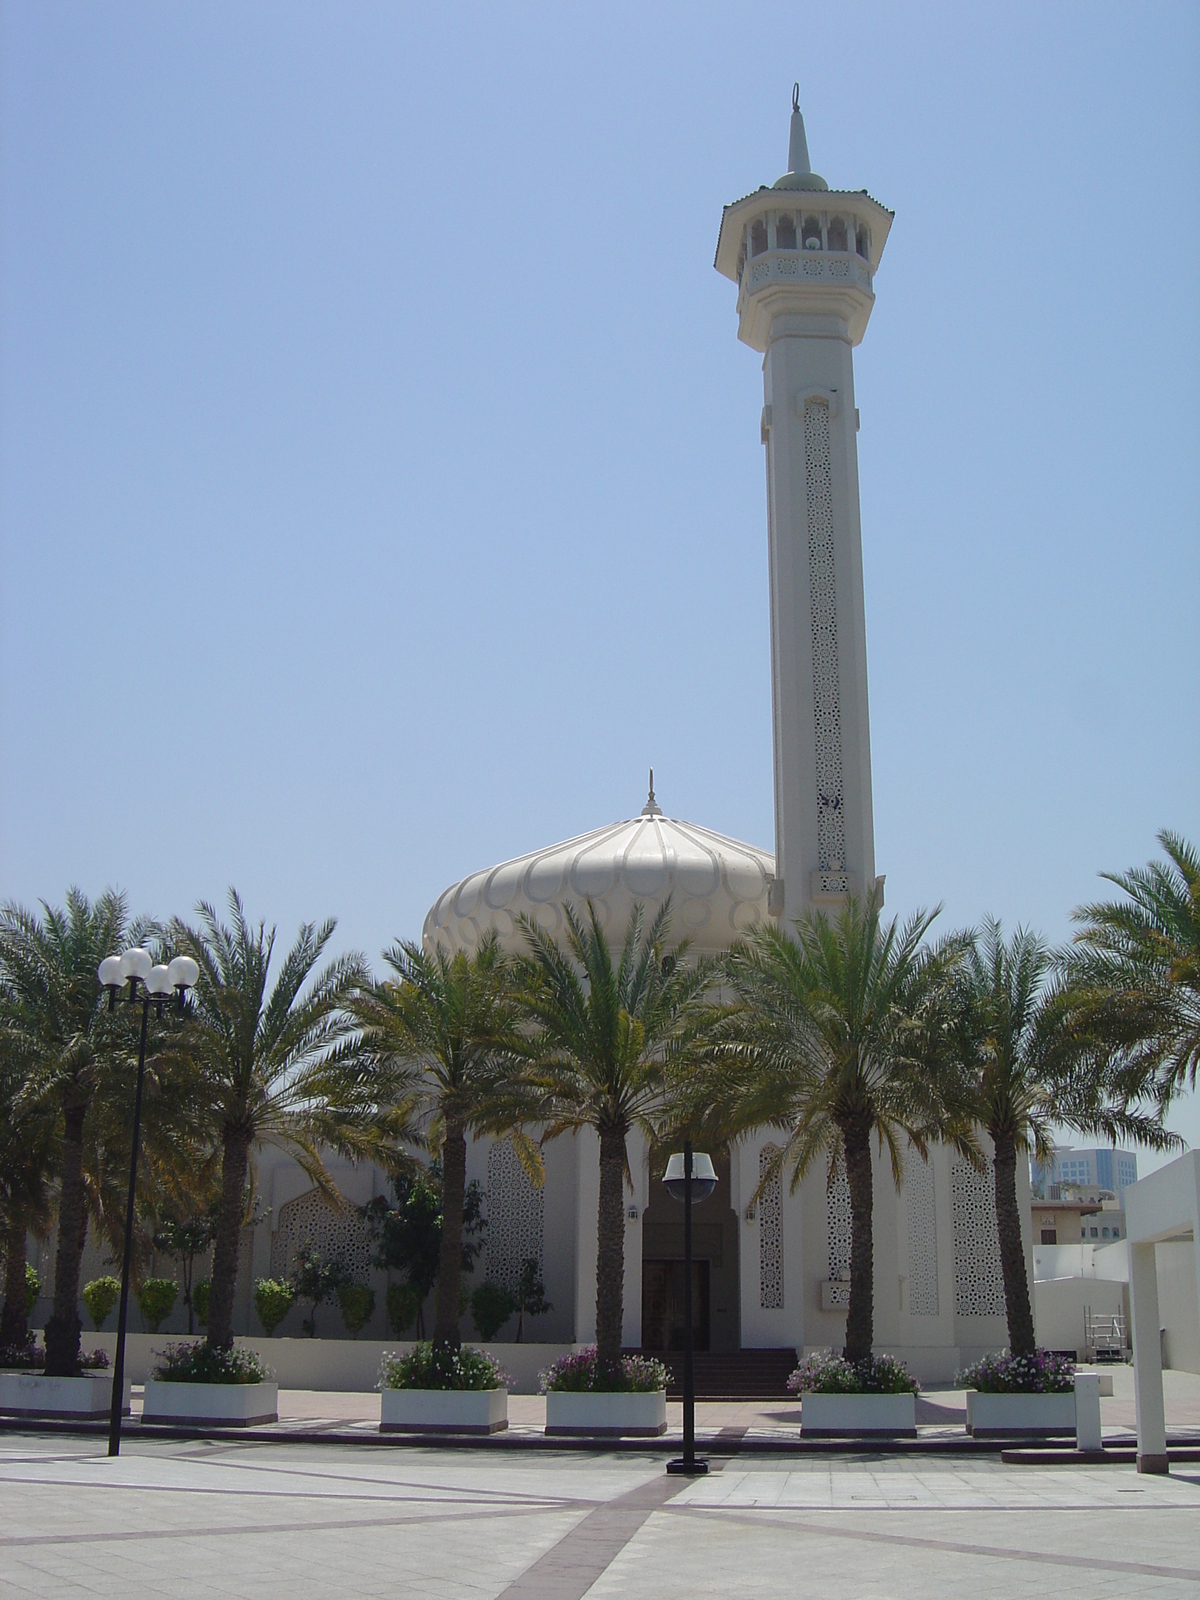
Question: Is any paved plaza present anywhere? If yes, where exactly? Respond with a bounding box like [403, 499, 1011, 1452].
[3, 1430, 1200, 1599]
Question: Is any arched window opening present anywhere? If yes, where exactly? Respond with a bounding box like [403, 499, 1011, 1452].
[856, 225, 870, 260]
[802, 215, 823, 250]
[737, 244, 746, 279]
[775, 213, 797, 250]
[826, 216, 848, 253]
[750, 219, 768, 257]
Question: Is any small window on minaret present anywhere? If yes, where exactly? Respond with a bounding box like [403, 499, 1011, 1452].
[827, 217, 848, 252]
[750, 220, 768, 256]
[802, 216, 822, 250]
[856, 225, 870, 259]
[775, 214, 797, 250]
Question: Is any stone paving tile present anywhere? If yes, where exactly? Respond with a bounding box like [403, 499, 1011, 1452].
[4, 1435, 1200, 1599]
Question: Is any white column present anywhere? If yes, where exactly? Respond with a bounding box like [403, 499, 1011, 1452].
[1129, 1241, 1168, 1473]
[1074, 1373, 1103, 1453]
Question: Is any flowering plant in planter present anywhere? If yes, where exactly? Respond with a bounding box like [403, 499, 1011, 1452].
[787, 1350, 919, 1396]
[152, 1342, 272, 1386]
[0, 1340, 45, 1370]
[80, 1349, 109, 1370]
[540, 1347, 669, 1395]
[379, 1342, 507, 1392]
[956, 1349, 1075, 1394]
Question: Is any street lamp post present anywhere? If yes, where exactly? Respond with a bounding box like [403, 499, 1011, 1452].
[97, 949, 198, 1457]
[663, 1139, 716, 1476]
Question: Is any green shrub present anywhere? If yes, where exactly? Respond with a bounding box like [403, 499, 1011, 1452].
[337, 1282, 376, 1338]
[136, 1277, 178, 1333]
[153, 1340, 271, 1385]
[787, 1350, 919, 1396]
[24, 1263, 40, 1317]
[193, 1280, 210, 1327]
[514, 1259, 551, 1342]
[378, 1342, 506, 1392]
[539, 1348, 668, 1394]
[82, 1276, 121, 1331]
[470, 1281, 517, 1341]
[288, 1248, 346, 1338]
[253, 1279, 295, 1336]
[386, 1282, 420, 1337]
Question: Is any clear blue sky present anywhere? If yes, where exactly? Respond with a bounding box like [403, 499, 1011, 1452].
[3, 4, 1198, 1160]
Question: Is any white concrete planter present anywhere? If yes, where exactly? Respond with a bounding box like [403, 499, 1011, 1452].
[545, 1389, 667, 1437]
[380, 1387, 508, 1434]
[142, 1380, 278, 1426]
[965, 1390, 1076, 1437]
[0, 1372, 129, 1420]
[801, 1391, 917, 1436]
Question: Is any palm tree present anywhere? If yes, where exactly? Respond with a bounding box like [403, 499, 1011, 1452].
[709, 888, 972, 1366]
[0, 1051, 57, 1348]
[347, 933, 535, 1351]
[518, 901, 710, 1376]
[169, 891, 381, 1350]
[949, 920, 1179, 1356]
[1070, 830, 1200, 1098]
[0, 889, 141, 1374]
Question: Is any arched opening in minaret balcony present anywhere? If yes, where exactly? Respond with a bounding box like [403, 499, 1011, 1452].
[802, 215, 823, 250]
[750, 219, 768, 257]
[774, 212, 797, 250]
[826, 216, 848, 253]
[855, 223, 870, 260]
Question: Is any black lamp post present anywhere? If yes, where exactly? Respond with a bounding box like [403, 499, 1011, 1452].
[663, 1138, 716, 1476]
[97, 948, 197, 1457]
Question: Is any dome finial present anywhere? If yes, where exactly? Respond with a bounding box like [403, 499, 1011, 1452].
[642, 768, 662, 817]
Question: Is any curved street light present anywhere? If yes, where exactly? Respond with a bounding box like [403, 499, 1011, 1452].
[664, 1141, 717, 1477]
[97, 949, 198, 1456]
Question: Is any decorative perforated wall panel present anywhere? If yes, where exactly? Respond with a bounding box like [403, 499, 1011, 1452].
[904, 1157, 939, 1316]
[270, 1189, 374, 1281]
[759, 1145, 784, 1309]
[826, 1160, 852, 1283]
[804, 399, 846, 873]
[486, 1141, 544, 1293]
[951, 1161, 1006, 1317]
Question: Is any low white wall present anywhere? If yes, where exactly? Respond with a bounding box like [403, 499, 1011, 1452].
[1157, 1240, 1200, 1373]
[1033, 1277, 1126, 1356]
[77, 1333, 576, 1394]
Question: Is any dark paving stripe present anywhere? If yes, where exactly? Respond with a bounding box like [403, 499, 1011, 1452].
[497, 1473, 687, 1600]
[668, 1504, 1200, 1582]
[0, 1503, 561, 1549]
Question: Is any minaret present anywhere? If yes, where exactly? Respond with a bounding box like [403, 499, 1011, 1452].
[715, 88, 893, 919]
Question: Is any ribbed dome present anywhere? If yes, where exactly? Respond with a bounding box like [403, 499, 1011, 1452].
[423, 791, 775, 959]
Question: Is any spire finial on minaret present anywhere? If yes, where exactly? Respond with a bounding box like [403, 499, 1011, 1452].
[788, 82, 812, 177]
[641, 768, 662, 817]
[771, 82, 827, 192]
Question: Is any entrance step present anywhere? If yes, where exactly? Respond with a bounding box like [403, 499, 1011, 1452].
[625, 1348, 798, 1400]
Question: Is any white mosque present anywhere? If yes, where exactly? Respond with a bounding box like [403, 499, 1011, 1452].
[79, 96, 1030, 1380]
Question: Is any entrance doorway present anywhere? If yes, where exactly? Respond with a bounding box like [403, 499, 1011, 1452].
[641, 1260, 710, 1351]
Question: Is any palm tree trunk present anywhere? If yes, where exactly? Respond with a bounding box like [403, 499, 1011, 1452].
[433, 1120, 467, 1350]
[44, 1100, 88, 1376]
[993, 1133, 1035, 1355]
[1, 1219, 29, 1348]
[841, 1119, 875, 1366]
[207, 1127, 250, 1350]
[595, 1127, 627, 1375]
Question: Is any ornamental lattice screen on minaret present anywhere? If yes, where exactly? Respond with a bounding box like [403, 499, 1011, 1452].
[715, 86, 893, 921]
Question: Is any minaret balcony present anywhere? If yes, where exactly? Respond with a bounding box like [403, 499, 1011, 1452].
[736, 251, 876, 350]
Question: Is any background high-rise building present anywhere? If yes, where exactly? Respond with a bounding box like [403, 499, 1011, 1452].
[1031, 1147, 1139, 1197]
